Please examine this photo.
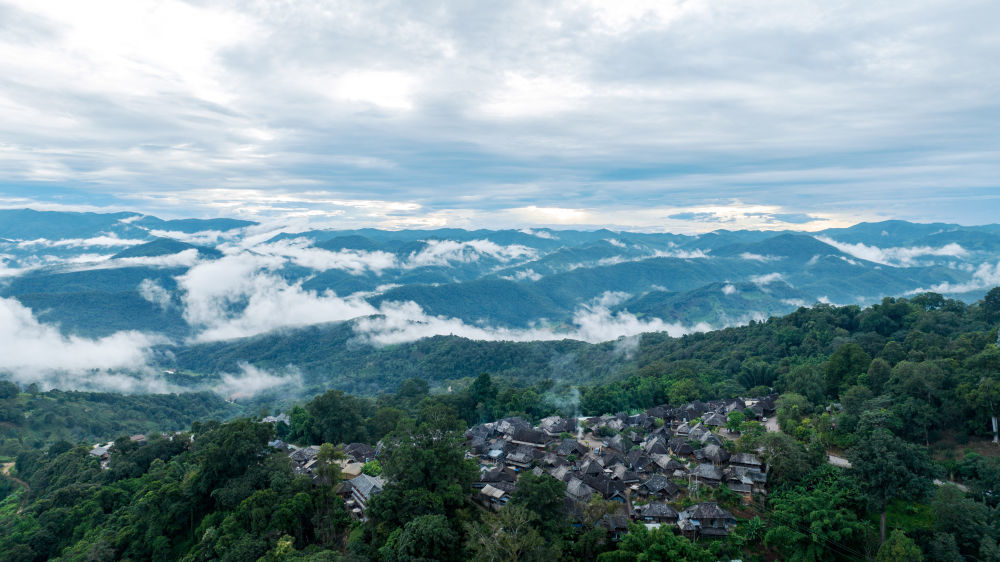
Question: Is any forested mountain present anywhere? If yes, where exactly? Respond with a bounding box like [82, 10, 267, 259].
[1, 291, 998, 561]
[1, 209, 999, 399]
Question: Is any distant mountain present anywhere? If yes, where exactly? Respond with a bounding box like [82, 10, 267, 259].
[0, 209, 997, 353]
[112, 238, 222, 259]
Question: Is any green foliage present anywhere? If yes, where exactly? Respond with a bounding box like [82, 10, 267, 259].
[765, 467, 870, 561]
[598, 523, 712, 562]
[875, 529, 923, 561]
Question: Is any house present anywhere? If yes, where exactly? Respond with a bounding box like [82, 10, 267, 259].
[497, 417, 532, 437]
[633, 502, 679, 525]
[579, 459, 605, 477]
[610, 464, 640, 484]
[730, 452, 762, 470]
[691, 463, 723, 487]
[566, 477, 596, 503]
[555, 438, 588, 458]
[599, 514, 631, 542]
[510, 428, 551, 449]
[477, 466, 516, 488]
[549, 464, 573, 482]
[349, 473, 385, 517]
[702, 412, 727, 428]
[678, 502, 737, 538]
[539, 416, 576, 437]
[344, 442, 376, 463]
[668, 438, 693, 456]
[696, 444, 730, 465]
[506, 445, 538, 469]
[650, 453, 684, 474]
[479, 484, 509, 510]
[582, 474, 628, 503]
[636, 474, 680, 500]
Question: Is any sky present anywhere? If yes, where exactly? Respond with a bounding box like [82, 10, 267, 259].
[0, 0, 997, 233]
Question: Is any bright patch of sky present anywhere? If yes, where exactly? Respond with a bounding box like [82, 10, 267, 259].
[0, 0, 997, 231]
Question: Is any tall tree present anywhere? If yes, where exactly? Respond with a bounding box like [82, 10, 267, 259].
[847, 428, 937, 544]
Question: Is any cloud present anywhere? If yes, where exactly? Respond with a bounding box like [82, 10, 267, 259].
[257, 238, 398, 275]
[815, 236, 969, 266]
[501, 268, 543, 282]
[750, 272, 786, 286]
[911, 261, 1000, 294]
[177, 253, 378, 342]
[519, 228, 556, 240]
[212, 363, 303, 399]
[404, 239, 537, 268]
[353, 291, 711, 345]
[0, 296, 167, 391]
[138, 279, 172, 310]
[739, 252, 781, 262]
[722, 284, 737, 295]
[16, 234, 146, 249]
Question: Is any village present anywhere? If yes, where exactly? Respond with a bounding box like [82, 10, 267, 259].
[88, 395, 778, 544]
[277, 394, 778, 544]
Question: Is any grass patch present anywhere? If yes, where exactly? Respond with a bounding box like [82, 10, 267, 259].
[871, 498, 934, 533]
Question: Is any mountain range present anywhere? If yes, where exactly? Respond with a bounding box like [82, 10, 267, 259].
[0, 208, 997, 396]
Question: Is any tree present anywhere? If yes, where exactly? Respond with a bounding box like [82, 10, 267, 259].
[726, 411, 746, 433]
[305, 390, 368, 445]
[826, 343, 872, 396]
[778, 363, 826, 404]
[362, 459, 382, 476]
[757, 432, 811, 483]
[775, 392, 811, 434]
[465, 505, 549, 562]
[875, 529, 923, 562]
[981, 286, 1000, 324]
[381, 514, 460, 561]
[931, 484, 990, 556]
[765, 474, 868, 562]
[508, 471, 568, 539]
[598, 523, 711, 562]
[847, 428, 937, 544]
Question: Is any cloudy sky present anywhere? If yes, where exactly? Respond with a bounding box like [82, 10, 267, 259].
[0, 0, 997, 232]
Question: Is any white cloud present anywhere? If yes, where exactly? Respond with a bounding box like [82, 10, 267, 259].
[912, 261, 1000, 294]
[177, 252, 378, 342]
[138, 278, 172, 310]
[739, 252, 781, 262]
[501, 268, 543, 282]
[750, 272, 786, 286]
[606, 238, 626, 247]
[16, 234, 146, 249]
[257, 238, 398, 275]
[0, 296, 166, 391]
[815, 236, 969, 266]
[405, 239, 537, 268]
[212, 363, 302, 399]
[519, 228, 556, 240]
[353, 291, 710, 345]
[722, 284, 737, 295]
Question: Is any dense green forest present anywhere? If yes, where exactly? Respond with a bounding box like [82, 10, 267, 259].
[1, 290, 999, 560]
[0, 386, 241, 461]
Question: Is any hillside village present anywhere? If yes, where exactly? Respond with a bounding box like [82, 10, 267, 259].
[265, 394, 779, 544]
[89, 395, 776, 544]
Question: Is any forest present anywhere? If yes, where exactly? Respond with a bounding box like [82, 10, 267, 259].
[0, 289, 999, 560]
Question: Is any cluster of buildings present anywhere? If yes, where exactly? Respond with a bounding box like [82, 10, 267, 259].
[466, 395, 776, 540]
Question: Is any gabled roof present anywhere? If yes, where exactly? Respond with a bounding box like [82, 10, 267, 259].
[566, 477, 596, 501]
[350, 473, 385, 498]
[640, 474, 680, 496]
[681, 502, 736, 521]
[635, 502, 678, 519]
[692, 463, 722, 481]
[730, 452, 762, 467]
